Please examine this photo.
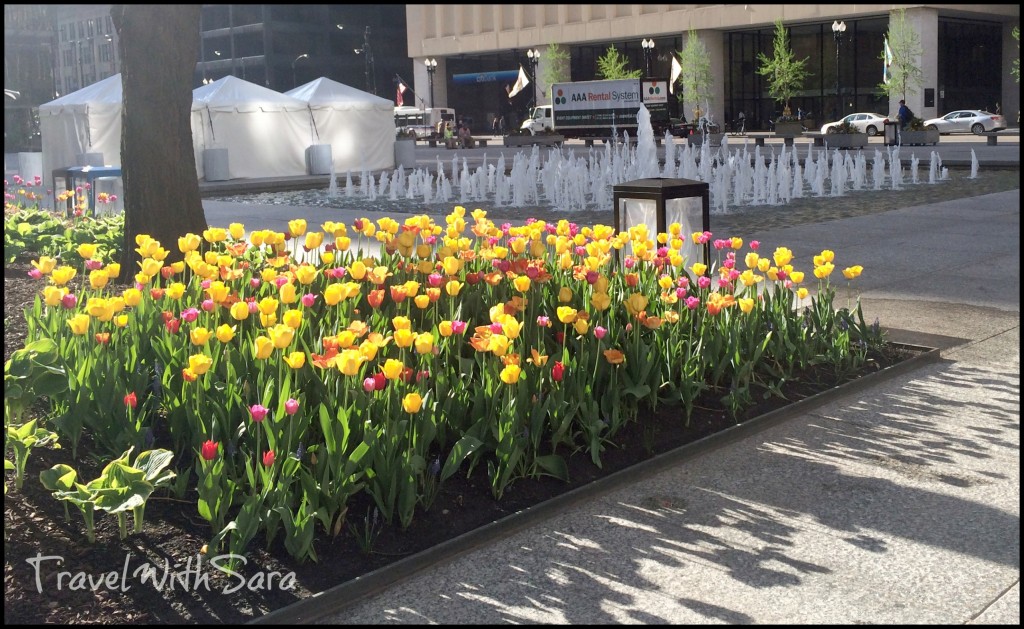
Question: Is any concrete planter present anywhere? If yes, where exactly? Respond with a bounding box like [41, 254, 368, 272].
[503, 134, 564, 148]
[821, 133, 869, 150]
[899, 129, 940, 146]
[773, 121, 805, 136]
[393, 139, 417, 169]
[687, 133, 725, 148]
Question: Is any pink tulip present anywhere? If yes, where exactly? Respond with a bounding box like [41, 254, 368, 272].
[249, 404, 269, 423]
[181, 308, 200, 323]
[363, 377, 376, 393]
[250, 278, 262, 289]
[301, 293, 317, 307]
[201, 299, 215, 312]
[27, 268, 42, 280]
[749, 240, 760, 250]
[594, 326, 607, 340]
[285, 398, 299, 415]
[686, 296, 700, 310]
[697, 276, 712, 289]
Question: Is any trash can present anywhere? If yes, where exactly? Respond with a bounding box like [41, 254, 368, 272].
[883, 121, 898, 146]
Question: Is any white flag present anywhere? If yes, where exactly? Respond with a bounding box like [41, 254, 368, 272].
[670, 55, 682, 94]
[883, 36, 893, 85]
[507, 65, 530, 98]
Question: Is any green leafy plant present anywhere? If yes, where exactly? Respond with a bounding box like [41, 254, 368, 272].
[826, 120, 863, 134]
[5, 419, 60, 493]
[677, 28, 715, 122]
[757, 19, 811, 116]
[40, 447, 176, 542]
[596, 46, 642, 80]
[877, 9, 924, 103]
[540, 43, 571, 99]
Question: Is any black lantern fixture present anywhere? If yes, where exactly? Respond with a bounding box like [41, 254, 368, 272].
[641, 38, 655, 77]
[425, 58, 438, 109]
[832, 20, 847, 118]
[526, 48, 540, 107]
[612, 177, 711, 265]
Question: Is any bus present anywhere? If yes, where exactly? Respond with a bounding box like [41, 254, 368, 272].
[394, 106, 457, 139]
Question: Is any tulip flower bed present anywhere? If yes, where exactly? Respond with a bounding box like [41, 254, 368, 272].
[5, 205, 892, 622]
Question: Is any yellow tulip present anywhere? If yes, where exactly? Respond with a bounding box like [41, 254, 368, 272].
[295, 264, 318, 285]
[114, 314, 129, 328]
[797, 287, 809, 299]
[402, 392, 423, 413]
[842, 265, 863, 280]
[258, 297, 279, 315]
[269, 324, 295, 349]
[574, 318, 590, 335]
[438, 320, 454, 337]
[556, 306, 577, 324]
[283, 309, 303, 330]
[51, 266, 77, 286]
[188, 354, 213, 376]
[207, 281, 229, 303]
[261, 267, 278, 283]
[414, 294, 430, 309]
[624, 293, 649, 318]
[139, 258, 162, 277]
[739, 298, 755, 314]
[121, 288, 141, 307]
[279, 281, 297, 304]
[190, 327, 212, 346]
[591, 291, 611, 311]
[691, 262, 708, 276]
[502, 318, 522, 339]
[814, 262, 835, 279]
[445, 280, 463, 296]
[230, 301, 250, 321]
[393, 328, 415, 348]
[43, 286, 66, 307]
[32, 256, 58, 274]
[216, 324, 236, 343]
[348, 260, 367, 280]
[77, 243, 97, 260]
[260, 312, 278, 327]
[558, 286, 573, 303]
[488, 334, 510, 357]
[178, 233, 202, 253]
[382, 359, 405, 380]
[166, 282, 186, 300]
[442, 256, 462, 276]
[414, 332, 435, 355]
[773, 246, 794, 267]
[254, 336, 274, 360]
[288, 219, 307, 237]
[104, 263, 121, 279]
[284, 351, 307, 370]
[323, 284, 344, 306]
[68, 314, 90, 335]
[499, 364, 521, 385]
[89, 270, 109, 290]
[789, 271, 805, 284]
[392, 316, 411, 330]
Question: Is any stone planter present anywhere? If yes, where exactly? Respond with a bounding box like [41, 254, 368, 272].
[898, 129, 940, 146]
[773, 121, 804, 137]
[687, 133, 725, 148]
[393, 139, 417, 169]
[503, 134, 564, 148]
[821, 133, 869, 150]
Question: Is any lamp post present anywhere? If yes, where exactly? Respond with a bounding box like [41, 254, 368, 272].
[526, 48, 540, 108]
[425, 58, 437, 109]
[832, 20, 846, 118]
[641, 38, 655, 77]
[292, 53, 308, 89]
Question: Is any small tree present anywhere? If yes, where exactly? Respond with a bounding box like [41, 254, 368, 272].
[677, 28, 714, 121]
[1011, 26, 1020, 84]
[876, 9, 924, 104]
[540, 43, 570, 100]
[596, 46, 642, 80]
[756, 19, 810, 117]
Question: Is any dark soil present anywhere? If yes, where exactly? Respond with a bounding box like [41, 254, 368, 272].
[3, 259, 916, 624]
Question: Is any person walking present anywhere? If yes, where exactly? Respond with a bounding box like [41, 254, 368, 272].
[492, 115, 500, 136]
[897, 100, 912, 130]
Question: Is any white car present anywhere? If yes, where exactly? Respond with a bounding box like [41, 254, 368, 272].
[820, 113, 890, 136]
[923, 110, 1006, 134]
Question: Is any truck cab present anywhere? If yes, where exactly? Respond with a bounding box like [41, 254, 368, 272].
[520, 105, 553, 135]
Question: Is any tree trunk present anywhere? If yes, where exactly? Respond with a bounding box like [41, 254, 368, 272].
[111, 5, 206, 280]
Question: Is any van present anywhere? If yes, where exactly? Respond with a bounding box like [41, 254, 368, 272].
[394, 106, 457, 139]
[520, 105, 553, 135]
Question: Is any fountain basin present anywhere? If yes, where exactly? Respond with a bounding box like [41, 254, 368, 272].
[822, 134, 868, 150]
[687, 133, 724, 148]
[503, 134, 565, 148]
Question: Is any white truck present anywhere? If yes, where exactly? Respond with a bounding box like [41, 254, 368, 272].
[520, 78, 672, 139]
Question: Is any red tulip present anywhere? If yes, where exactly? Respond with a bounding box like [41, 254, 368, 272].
[123, 392, 138, 409]
[262, 450, 275, 467]
[552, 361, 565, 382]
[201, 440, 218, 461]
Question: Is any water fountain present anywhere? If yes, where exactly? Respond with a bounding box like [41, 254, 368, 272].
[969, 149, 979, 179]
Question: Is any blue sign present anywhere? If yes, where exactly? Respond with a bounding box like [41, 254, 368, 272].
[452, 70, 520, 86]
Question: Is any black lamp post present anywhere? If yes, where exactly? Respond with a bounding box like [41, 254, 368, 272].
[641, 38, 655, 77]
[425, 58, 437, 109]
[832, 20, 846, 118]
[526, 48, 540, 107]
[291, 53, 308, 89]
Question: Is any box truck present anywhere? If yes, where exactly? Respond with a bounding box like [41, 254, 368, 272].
[520, 78, 672, 139]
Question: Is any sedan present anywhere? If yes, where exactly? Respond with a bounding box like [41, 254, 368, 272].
[820, 113, 890, 136]
[923, 110, 1006, 134]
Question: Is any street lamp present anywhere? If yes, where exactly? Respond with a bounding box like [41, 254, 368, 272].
[424, 58, 437, 109]
[292, 53, 309, 89]
[526, 48, 540, 107]
[641, 38, 655, 77]
[832, 20, 847, 118]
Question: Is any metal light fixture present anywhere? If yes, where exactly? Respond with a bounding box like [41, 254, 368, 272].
[832, 20, 847, 118]
[425, 58, 438, 109]
[292, 53, 309, 89]
[612, 177, 711, 266]
[526, 48, 540, 107]
[641, 38, 655, 77]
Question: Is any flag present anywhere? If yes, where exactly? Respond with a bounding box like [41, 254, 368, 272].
[670, 55, 682, 94]
[396, 82, 407, 107]
[883, 36, 893, 85]
[507, 65, 530, 98]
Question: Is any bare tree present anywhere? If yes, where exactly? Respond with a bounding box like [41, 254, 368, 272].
[877, 9, 924, 104]
[111, 5, 207, 278]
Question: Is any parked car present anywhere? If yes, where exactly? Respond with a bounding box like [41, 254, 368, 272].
[820, 113, 890, 136]
[669, 117, 691, 138]
[923, 110, 1006, 134]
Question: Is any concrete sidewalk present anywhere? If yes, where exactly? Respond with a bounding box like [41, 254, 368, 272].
[302, 189, 1019, 624]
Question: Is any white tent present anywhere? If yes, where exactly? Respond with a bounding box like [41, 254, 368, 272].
[285, 77, 396, 172]
[39, 74, 123, 183]
[191, 76, 310, 180]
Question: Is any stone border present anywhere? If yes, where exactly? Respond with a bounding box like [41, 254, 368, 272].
[251, 340, 941, 625]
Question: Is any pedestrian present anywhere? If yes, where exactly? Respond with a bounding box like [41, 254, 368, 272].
[492, 115, 500, 135]
[498, 114, 506, 135]
[897, 99, 912, 130]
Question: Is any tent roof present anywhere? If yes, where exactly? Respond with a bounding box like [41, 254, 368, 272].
[285, 77, 393, 110]
[192, 75, 309, 112]
[39, 74, 122, 112]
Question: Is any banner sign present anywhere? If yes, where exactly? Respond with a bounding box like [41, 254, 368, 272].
[452, 70, 521, 86]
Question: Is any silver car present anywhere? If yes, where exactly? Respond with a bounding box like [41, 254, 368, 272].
[820, 113, 890, 136]
[924, 110, 1007, 134]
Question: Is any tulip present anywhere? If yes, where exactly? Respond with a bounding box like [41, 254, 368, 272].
[201, 440, 218, 461]
[262, 450, 276, 467]
[77, 243, 97, 260]
[603, 349, 626, 364]
[594, 325, 607, 340]
[68, 314, 90, 335]
[552, 361, 565, 382]
[499, 364, 521, 385]
[124, 392, 138, 409]
[216, 324, 236, 343]
[556, 306, 577, 324]
[285, 398, 300, 415]
[250, 404, 269, 423]
[382, 359, 405, 380]
[188, 354, 213, 376]
[842, 265, 863, 280]
[283, 351, 306, 369]
[253, 336, 274, 360]
[190, 327, 213, 346]
[402, 392, 423, 413]
[414, 332, 435, 355]
[363, 377, 376, 393]
[181, 308, 200, 323]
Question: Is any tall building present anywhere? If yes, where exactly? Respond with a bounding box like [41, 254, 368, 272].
[404, 5, 1020, 133]
[194, 6, 410, 94]
[4, 5, 58, 152]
